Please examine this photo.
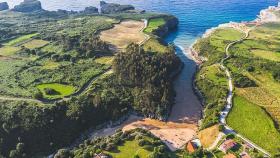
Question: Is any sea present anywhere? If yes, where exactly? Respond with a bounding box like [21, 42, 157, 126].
[2, 0, 278, 48]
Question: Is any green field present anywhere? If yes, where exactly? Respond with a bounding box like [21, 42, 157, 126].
[144, 18, 165, 33]
[94, 56, 114, 65]
[106, 140, 152, 158]
[227, 96, 280, 155]
[0, 46, 21, 56]
[143, 38, 169, 53]
[37, 83, 76, 99]
[22, 39, 49, 49]
[5, 33, 38, 46]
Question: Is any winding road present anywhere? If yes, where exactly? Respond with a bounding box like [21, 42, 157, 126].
[211, 26, 271, 157]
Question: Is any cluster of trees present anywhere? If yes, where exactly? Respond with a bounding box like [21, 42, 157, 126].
[55, 34, 111, 58]
[233, 73, 257, 88]
[0, 90, 129, 157]
[54, 128, 173, 158]
[113, 43, 181, 119]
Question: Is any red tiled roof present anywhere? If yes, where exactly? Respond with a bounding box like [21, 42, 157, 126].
[221, 139, 237, 151]
[186, 141, 196, 153]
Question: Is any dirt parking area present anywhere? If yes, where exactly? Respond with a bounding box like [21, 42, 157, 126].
[100, 20, 148, 50]
[123, 118, 198, 151]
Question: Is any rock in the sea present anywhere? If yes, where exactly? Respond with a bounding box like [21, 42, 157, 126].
[12, 0, 42, 12]
[0, 2, 9, 11]
[100, 1, 135, 14]
[81, 6, 98, 14]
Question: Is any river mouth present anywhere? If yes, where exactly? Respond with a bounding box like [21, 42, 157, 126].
[168, 45, 202, 124]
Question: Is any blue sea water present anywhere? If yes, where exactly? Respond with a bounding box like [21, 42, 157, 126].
[3, 0, 278, 48]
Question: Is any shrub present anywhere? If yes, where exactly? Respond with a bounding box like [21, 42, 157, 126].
[44, 88, 60, 95]
[218, 124, 225, 132]
[233, 73, 257, 88]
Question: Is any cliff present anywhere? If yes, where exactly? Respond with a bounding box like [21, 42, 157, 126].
[0, 2, 9, 11]
[100, 1, 135, 14]
[81, 6, 98, 14]
[152, 15, 179, 37]
[12, 0, 42, 12]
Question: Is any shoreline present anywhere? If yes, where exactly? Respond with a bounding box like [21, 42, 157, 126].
[188, 1, 280, 112]
[188, 3, 279, 156]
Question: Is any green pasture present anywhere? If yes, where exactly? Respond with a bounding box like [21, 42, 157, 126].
[227, 96, 280, 156]
[106, 140, 152, 158]
[144, 18, 165, 33]
[143, 38, 169, 53]
[5, 33, 38, 46]
[37, 83, 76, 99]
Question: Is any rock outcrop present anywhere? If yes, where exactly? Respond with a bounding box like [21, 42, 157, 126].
[12, 0, 42, 12]
[100, 1, 135, 14]
[152, 16, 179, 37]
[0, 2, 9, 11]
[81, 6, 98, 14]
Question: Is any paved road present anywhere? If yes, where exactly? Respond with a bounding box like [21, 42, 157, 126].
[216, 27, 271, 157]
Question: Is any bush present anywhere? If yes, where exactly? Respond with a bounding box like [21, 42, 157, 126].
[44, 88, 60, 95]
[273, 70, 280, 82]
[33, 90, 43, 99]
[54, 149, 73, 158]
[226, 134, 235, 139]
[233, 73, 257, 88]
[218, 124, 225, 132]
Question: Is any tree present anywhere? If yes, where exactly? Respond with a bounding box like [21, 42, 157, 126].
[54, 149, 73, 158]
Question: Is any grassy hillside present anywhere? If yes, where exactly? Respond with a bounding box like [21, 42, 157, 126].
[227, 96, 280, 155]
[194, 28, 244, 129]
[194, 19, 280, 156]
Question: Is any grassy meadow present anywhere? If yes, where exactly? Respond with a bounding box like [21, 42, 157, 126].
[227, 96, 280, 155]
[37, 83, 76, 99]
[144, 18, 165, 33]
[195, 18, 280, 156]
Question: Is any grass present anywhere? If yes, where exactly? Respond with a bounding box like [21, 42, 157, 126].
[0, 46, 21, 56]
[5, 33, 38, 46]
[198, 124, 220, 148]
[41, 60, 60, 70]
[251, 49, 280, 62]
[144, 18, 165, 33]
[94, 56, 114, 65]
[106, 140, 152, 158]
[22, 39, 49, 49]
[143, 38, 169, 53]
[37, 83, 76, 99]
[209, 28, 245, 52]
[227, 96, 280, 156]
[213, 150, 225, 158]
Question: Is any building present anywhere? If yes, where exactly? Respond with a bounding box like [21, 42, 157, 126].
[223, 153, 237, 158]
[240, 151, 251, 158]
[186, 141, 197, 153]
[219, 139, 237, 153]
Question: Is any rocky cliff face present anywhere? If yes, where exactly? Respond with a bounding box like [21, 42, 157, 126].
[0, 2, 9, 11]
[100, 1, 135, 14]
[153, 16, 179, 37]
[81, 6, 98, 14]
[12, 0, 42, 12]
